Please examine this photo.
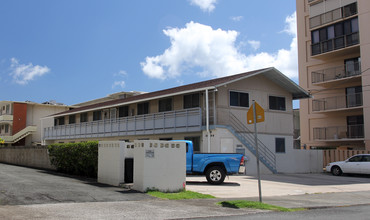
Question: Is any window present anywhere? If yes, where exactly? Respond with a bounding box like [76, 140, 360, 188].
[347, 115, 364, 138]
[311, 17, 359, 55]
[5, 124, 9, 133]
[159, 98, 172, 112]
[54, 117, 65, 126]
[69, 115, 76, 124]
[275, 138, 285, 153]
[159, 137, 173, 141]
[269, 96, 286, 111]
[346, 86, 362, 108]
[348, 155, 362, 162]
[230, 91, 249, 107]
[80, 113, 88, 123]
[185, 136, 200, 152]
[345, 57, 361, 76]
[137, 102, 149, 115]
[118, 106, 129, 117]
[93, 111, 102, 121]
[184, 93, 200, 109]
[343, 2, 357, 17]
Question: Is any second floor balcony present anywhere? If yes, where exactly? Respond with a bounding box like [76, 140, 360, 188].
[0, 114, 13, 123]
[312, 61, 361, 84]
[312, 92, 363, 112]
[313, 124, 364, 141]
[43, 108, 202, 140]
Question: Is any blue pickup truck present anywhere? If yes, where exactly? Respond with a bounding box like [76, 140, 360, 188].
[183, 140, 245, 184]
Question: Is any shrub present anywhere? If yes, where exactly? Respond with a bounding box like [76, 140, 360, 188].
[48, 141, 98, 178]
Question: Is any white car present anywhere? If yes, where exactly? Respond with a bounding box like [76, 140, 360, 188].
[325, 154, 370, 176]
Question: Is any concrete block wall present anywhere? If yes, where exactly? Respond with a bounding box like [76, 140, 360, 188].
[98, 141, 134, 186]
[0, 146, 55, 170]
[133, 140, 186, 192]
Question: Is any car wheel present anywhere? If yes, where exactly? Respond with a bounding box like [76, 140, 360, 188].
[331, 166, 343, 176]
[206, 166, 226, 185]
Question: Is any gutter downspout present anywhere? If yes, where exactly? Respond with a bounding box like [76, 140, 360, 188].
[206, 89, 210, 153]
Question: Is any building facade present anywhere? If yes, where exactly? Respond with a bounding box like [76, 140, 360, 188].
[297, 0, 370, 150]
[42, 68, 313, 174]
[0, 101, 72, 146]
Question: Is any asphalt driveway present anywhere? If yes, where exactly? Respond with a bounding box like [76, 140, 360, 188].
[0, 163, 152, 205]
[186, 173, 370, 198]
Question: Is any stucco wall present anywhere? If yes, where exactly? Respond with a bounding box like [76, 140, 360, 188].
[0, 146, 55, 170]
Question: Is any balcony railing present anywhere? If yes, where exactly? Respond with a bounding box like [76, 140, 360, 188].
[0, 114, 13, 123]
[311, 32, 359, 56]
[44, 108, 202, 140]
[312, 61, 361, 84]
[309, 3, 357, 29]
[313, 124, 364, 140]
[312, 92, 363, 112]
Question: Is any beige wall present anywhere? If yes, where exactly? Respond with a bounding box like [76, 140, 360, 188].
[0, 146, 55, 170]
[26, 104, 70, 145]
[216, 75, 294, 135]
[358, 0, 370, 149]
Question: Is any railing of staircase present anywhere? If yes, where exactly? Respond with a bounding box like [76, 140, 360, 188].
[229, 112, 276, 171]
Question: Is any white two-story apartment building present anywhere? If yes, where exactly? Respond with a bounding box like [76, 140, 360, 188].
[0, 101, 72, 146]
[41, 68, 314, 174]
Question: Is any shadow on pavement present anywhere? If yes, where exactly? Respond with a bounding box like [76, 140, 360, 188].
[186, 181, 240, 186]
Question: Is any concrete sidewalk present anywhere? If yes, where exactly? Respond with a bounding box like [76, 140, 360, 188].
[1, 191, 370, 220]
[186, 173, 370, 198]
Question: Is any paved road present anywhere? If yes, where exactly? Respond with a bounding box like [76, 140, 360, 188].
[1, 163, 370, 219]
[0, 163, 152, 205]
[199, 204, 370, 220]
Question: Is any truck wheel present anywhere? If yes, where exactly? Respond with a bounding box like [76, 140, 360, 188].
[206, 166, 226, 185]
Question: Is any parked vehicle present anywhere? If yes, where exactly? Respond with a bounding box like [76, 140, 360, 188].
[179, 140, 245, 184]
[325, 154, 370, 176]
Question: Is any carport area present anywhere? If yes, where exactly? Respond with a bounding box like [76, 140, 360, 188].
[186, 173, 370, 198]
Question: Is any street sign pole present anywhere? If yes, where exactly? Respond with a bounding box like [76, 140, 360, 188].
[252, 100, 262, 203]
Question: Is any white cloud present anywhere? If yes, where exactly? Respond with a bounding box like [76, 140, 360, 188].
[10, 58, 50, 85]
[112, 80, 125, 89]
[115, 70, 127, 77]
[248, 40, 261, 51]
[231, 16, 243, 22]
[112, 70, 127, 89]
[141, 12, 299, 80]
[189, 0, 217, 12]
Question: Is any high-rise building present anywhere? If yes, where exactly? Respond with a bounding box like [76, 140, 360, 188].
[297, 0, 370, 150]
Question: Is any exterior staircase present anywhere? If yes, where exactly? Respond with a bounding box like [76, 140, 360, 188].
[1, 126, 37, 144]
[214, 112, 277, 173]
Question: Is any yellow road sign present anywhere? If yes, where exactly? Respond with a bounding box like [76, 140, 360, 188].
[247, 101, 265, 124]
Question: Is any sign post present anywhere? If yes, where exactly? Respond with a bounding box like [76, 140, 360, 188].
[247, 100, 265, 203]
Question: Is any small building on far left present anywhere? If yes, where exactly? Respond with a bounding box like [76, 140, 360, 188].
[0, 100, 74, 146]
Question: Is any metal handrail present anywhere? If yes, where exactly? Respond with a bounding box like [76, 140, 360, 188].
[313, 124, 364, 140]
[228, 112, 276, 171]
[312, 92, 363, 111]
[312, 62, 361, 84]
[44, 108, 202, 140]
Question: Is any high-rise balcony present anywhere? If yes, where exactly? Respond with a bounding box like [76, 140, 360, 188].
[312, 61, 361, 84]
[311, 32, 359, 56]
[313, 124, 364, 141]
[43, 108, 202, 140]
[312, 92, 362, 112]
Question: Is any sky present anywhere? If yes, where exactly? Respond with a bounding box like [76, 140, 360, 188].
[0, 0, 298, 106]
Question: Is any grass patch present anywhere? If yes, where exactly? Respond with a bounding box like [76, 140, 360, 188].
[217, 200, 305, 212]
[147, 190, 215, 200]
